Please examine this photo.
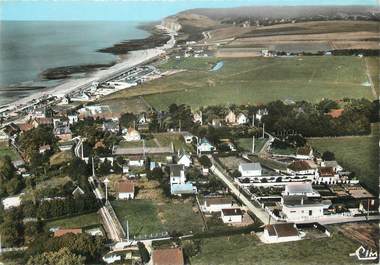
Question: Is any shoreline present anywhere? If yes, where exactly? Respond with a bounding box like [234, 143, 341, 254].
[1, 24, 176, 110]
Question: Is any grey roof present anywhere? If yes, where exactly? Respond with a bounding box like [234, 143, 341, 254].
[239, 163, 262, 171]
[286, 182, 313, 194]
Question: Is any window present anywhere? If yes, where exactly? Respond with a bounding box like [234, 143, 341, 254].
[309, 210, 313, 216]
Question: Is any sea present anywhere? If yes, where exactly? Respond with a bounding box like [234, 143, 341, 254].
[0, 21, 149, 106]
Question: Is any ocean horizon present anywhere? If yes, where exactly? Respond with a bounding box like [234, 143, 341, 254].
[0, 20, 150, 105]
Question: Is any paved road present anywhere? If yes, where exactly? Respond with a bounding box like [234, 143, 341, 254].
[210, 161, 272, 225]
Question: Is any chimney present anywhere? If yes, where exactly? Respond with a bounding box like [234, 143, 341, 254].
[301, 197, 304, 205]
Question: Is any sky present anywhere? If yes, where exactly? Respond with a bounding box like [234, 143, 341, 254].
[1, 0, 378, 21]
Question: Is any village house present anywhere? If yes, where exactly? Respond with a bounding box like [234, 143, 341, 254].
[117, 180, 135, 200]
[211, 119, 223, 128]
[238, 162, 262, 178]
[317, 167, 339, 183]
[177, 152, 192, 167]
[169, 164, 197, 196]
[281, 196, 331, 222]
[102, 120, 120, 133]
[282, 182, 320, 197]
[295, 145, 313, 160]
[31, 117, 53, 128]
[326, 108, 344, 118]
[201, 196, 236, 213]
[30, 107, 46, 119]
[72, 186, 85, 197]
[287, 160, 318, 180]
[2, 194, 22, 210]
[54, 228, 82, 237]
[54, 125, 72, 141]
[320, 160, 343, 172]
[152, 247, 184, 265]
[123, 128, 141, 142]
[193, 111, 202, 125]
[17, 122, 34, 133]
[262, 223, 301, 244]
[137, 113, 147, 124]
[221, 208, 243, 224]
[255, 108, 268, 121]
[225, 110, 236, 124]
[39, 144, 51, 154]
[197, 138, 215, 154]
[181, 131, 196, 144]
[236, 113, 248, 125]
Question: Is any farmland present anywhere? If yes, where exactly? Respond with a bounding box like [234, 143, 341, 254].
[190, 226, 362, 265]
[143, 56, 372, 110]
[308, 128, 379, 194]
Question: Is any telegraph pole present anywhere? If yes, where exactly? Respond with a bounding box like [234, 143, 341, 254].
[104, 178, 109, 202]
[252, 135, 255, 154]
[262, 123, 265, 138]
[92, 157, 95, 177]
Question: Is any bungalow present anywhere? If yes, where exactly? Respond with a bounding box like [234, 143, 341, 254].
[287, 160, 318, 179]
[281, 196, 331, 222]
[117, 180, 135, 200]
[123, 128, 141, 142]
[221, 208, 243, 224]
[152, 247, 184, 265]
[283, 182, 320, 197]
[169, 164, 197, 196]
[127, 156, 144, 167]
[262, 223, 301, 243]
[236, 113, 248, 125]
[225, 110, 236, 124]
[201, 196, 236, 213]
[197, 138, 215, 154]
[238, 162, 262, 177]
[54, 228, 82, 237]
[295, 146, 313, 160]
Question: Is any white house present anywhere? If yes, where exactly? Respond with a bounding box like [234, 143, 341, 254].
[320, 160, 343, 172]
[117, 180, 135, 200]
[238, 162, 262, 177]
[287, 160, 318, 179]
[281, 196, 331, 221]
[261, 223, 301, 244]
[225, 110, 236, 124]
[236, 113, 248, 125]
[177, 153, 192, 167]
[2, 194, 22, 209]
[123, 128, 141, 142]
[255, 108, 268, 121]
[197, 138, 215, 154]
[283, 182, 320, 197]
[67, 114, 79, 125]
[201, 196, 235, 213]
[193, 112, 202, 125]
[221, 208, 243, 224]
[317, 167, 340, 183]
[169, 164, 197, 196]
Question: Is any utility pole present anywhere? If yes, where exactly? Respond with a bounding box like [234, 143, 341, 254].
[81, 140, 84, 159]
[262, 123, 265, 138]
[252, 135, 255, 154]
[143, 139, 146, 159]
[126, 220, 129, 242]
[252, 114, 255, 127]
[91, 157, 95, 177]
[104, 178, 109, 202]
[179, 120, 181, 132]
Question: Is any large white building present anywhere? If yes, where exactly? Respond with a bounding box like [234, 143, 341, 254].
[281, 196, 331, 222]
[238, 162, 262, 177]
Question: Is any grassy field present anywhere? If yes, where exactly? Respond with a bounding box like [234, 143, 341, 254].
[118, 138, 158, 148]
[112, 200, 204, 237]
[236, 138, 267, 153]
[140, 56, 372, 110]
[190, 229, 362, 265]
[308, 130, 379, 194]
[365, 57, 379, 97]
[49, 151, 73, 166]
[44, 212, 101, 230]
[0, 143, 20, 160]
[153, 133, 193, 152]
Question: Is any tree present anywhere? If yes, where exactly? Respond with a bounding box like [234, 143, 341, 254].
[199, 155, 212, 169]
[120, 113, 137, 128]
[149, 167, 163, 180]
[232, 170, 242, 179]
[137, 241, 150, 264]
[322, 151, 335, 161]
[27, 248, 85, 265]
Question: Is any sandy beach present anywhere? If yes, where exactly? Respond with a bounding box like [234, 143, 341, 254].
[3, 28, 176, 110]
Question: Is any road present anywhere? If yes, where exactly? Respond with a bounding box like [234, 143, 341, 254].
[296, 215, 380, 225]
[210, 159, 272, 225]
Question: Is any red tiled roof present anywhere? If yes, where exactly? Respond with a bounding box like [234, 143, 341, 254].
[327, 109, 344, 118]
[17, 123, 34, 132]
[54, 228, 82, 237]
[152, 247, 184, 265]
[117, 180, 134, 193]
